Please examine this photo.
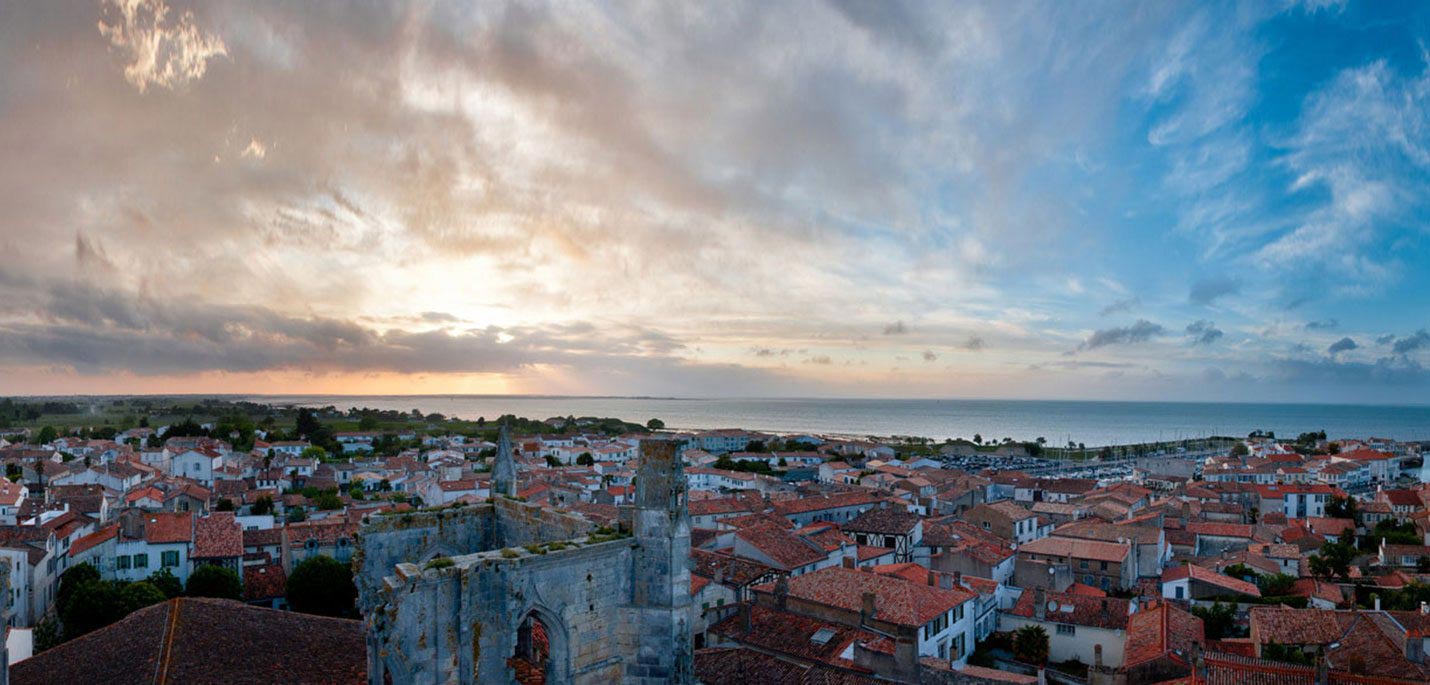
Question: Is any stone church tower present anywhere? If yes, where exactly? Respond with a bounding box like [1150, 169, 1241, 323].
[491, 422, 516, 498]
[628, 440, 694, 683]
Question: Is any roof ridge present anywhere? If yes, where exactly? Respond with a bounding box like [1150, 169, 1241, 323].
[154, 598, 182, 685]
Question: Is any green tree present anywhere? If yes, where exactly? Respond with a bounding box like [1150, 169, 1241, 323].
[315, 491, 343, 510]
[35, 425, 58, 445]
[33, 617, 61, 653]
[1262, 641, 1313, 666]
[61, 579, 128, 640]
[357, 415, 379, 431]
[1310, 533, 1356, 581]
[300, 445, 329, 462]
[1191, 601, 1238, 640]
[1012, 624, 1049, 665]
[544, 455, 563, 468]
[1230, 442, 1249, 457]
[146, 568, 183, 599]
[1258, 573, 1297, 597]
[286, 556, 357, 618]
[252, 495, 274, 516]
[1325, 496, 1358, 522]
[120, 581, 167, 614]
[216, 498, 236, 512]
[576, 452, 595, 466]
[296, 408, 322, 438]
[646, 418, 665, 430]
[186, 565, 243, 600]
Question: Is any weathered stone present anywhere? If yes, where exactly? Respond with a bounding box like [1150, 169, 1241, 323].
[357, 440, 693, 684]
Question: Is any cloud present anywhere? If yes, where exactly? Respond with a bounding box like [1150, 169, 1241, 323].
[1188, 276, 1241, 306]
[804, 355, 832, 365]
[1392, 329, 1430, 355]
[242, 138, 267, 159]
[1375, 334, 1396, 345]
[1099, 298, 1139, 317]
[1185, 320, 1224, 345]
[1080, 320, 1166, 351]
[97, 0, 228, 93]
[1303, 319, 1338, 331]
[1327, 336, 1357, 355]
[882, 321, 908, 335]
[963, 336, 985, 351]
[922, 350, 937, 362]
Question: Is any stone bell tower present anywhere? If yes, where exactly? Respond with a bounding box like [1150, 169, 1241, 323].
[491, 422, 516, 498]
[626, 439, 694, 684]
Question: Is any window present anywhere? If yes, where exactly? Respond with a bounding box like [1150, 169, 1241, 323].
[134, 553, 149, 569]
[117, 555, 131, 570]
[982, 521, 990, 530]
[1100, 561, 1108, 571]
[1174, 586, 1185, 599]
[1056, 624, 1075, 636]
[1079, 560, 1088, 570]
[162, 550, 180, 568]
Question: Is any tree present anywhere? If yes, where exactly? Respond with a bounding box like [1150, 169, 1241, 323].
[1191, 601, 1237, 640]
[646, 418, 665, 430]
[576, 452, 595, 466]
[35, 425, 58, 445]
[973, 434, 982, 445]
[146, 568, 183, 599]
[1262, 641, 1313, 666]
[545, 455, 563, 468]
[120, 581, 167, 614]
[286, 556, 357, 618]
[315, 491, 343, 510]
[295, 408, 322, 438]
[357, 415, 379, 431]
[216, 498, 236, 512]
[60, 579, 129, 640]
[1012, 625, 1049, 665]
[1310, 533, 1356, 581]
[252, 495, 274, 516]
[186, 565, 243, 600]
[1230, 442, 1249, 457]
[300, 445, 329, 462]
[1258, 573, 1298, 597]
[1325, 496, 1358, 522]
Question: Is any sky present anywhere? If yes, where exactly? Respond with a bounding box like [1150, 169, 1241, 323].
[0, 0, 1428, 403]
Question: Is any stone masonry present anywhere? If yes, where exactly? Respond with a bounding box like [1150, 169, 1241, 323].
[356, 439, 693, 684]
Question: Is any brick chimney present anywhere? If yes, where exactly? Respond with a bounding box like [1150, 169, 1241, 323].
[774, 575, 789, 610]
[1035, 588, 1047, 620]
[861, 591, 877, 622]
[927, 570, 937, 587]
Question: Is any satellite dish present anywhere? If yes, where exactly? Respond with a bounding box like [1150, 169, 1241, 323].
[1048, 601, 1059, 612]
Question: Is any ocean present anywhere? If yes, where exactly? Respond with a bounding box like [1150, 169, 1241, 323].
[246, 396, 1430, 446]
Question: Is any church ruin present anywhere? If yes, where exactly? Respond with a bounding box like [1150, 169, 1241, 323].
[356, 433, 693, 684]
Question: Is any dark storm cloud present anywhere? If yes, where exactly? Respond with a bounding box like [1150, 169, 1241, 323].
[1392, 329, 1430, 355]
[1185, 320, 1224, 345]
[1188, 276, 1241, 306]
[1327, 337, 1357, 355]
[1079, 320, 1165, 350]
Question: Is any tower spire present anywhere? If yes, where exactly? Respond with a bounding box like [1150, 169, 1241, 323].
[492, 421, 516, 498]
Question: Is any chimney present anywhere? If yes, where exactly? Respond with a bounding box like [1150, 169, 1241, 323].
[927, 570, 937, 587]
[1374, 595, 1381, 611]
[774, 575, 789, 609]
[740, 600, 752, 635]
[953, 571, 963, 588]
[861, 591, 877, 621]
[1035, 588, 1047, 620]
[1094, 644, 1103, 669]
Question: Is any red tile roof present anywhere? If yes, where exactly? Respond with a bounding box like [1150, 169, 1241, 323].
[1124, 600, 1204, 668]
[735, 522, 826, 570]
[143, 512, 193, 544]
[9, 598, 364, 685]
[1186, 522, 1254, 538]
[773, 491, 880, 516]
[1162, 564, 1262, 597]
[69, 524, 118, 556]
[1006, 590, 1133, 630]
[1018, 535, 1130, 563]
[243, 563, 287, 601]
[193, 512, 243, 558]
[754, 566, 973, 629]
